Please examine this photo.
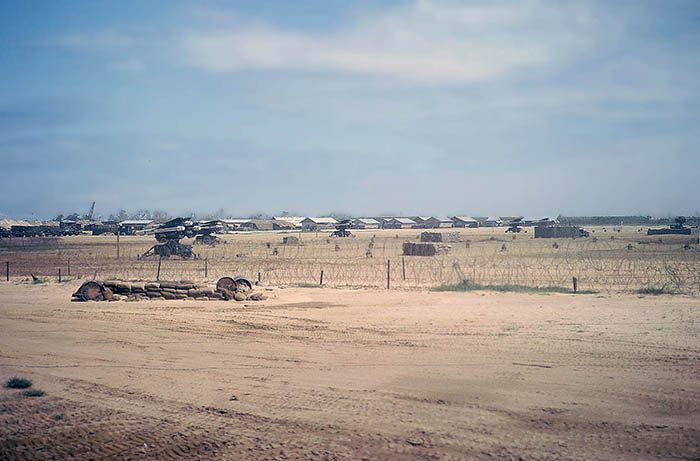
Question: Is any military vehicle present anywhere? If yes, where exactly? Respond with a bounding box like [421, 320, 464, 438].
[505, 218, 523, 233]
[139, 217, 229, 258]
[8, 224, 80, 237]
[194, 220, 225, 246]
[139, 218, 198, 259]
[90, 221, 119, 235]
[647, 216, 692, 235]
[330, 220, 354, 238]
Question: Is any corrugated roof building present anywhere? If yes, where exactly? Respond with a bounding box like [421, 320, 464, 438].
[451, 216, 479, 228]
[301, 217, 338, 229]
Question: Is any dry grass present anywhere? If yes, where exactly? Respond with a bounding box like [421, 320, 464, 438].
[0, 227, 698, 294]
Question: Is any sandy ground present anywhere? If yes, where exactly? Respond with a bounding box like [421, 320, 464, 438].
[1, 282, 699, 460]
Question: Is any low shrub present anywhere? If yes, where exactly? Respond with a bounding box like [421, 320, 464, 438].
[5, 377, 32, 389]
[24, 389, 45, 397]
[432, 280, 572, 294]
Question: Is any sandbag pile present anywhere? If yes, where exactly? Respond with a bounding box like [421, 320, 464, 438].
[402, 242, 451, 256]
[72, 278, 264, 302]
[403, 242, 437, 256]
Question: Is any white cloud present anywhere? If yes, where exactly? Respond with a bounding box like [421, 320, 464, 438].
[181, 0, 594, 84]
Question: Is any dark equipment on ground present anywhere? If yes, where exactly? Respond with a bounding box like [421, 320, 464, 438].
[86, 201, 96, 221]
[505, 218, 523, 233]
[194, 234, 221, 245]
[505, 225, 522, 233]
[91, 222, 119, 235]
[535, 226, 589, 238]
[647, 216, 692, 235]
[330, 220, 354, 238]
[194, 220, 225, 246]
[8, 224, 80, 238]
[151, 217, 197, 242]
[141, 239, 193, 259]
[139, 218, 198, 259]
[139, 218, 231, 258]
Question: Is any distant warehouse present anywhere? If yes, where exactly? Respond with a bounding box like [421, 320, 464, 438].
[534, 226, 589, 238]
[353, 218, 380, 229]
[119, 220, 155, 234]
[301, 217, 338, 229]
[451, 216, 479, 228]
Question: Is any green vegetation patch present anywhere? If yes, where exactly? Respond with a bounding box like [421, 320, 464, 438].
[24, 389, 45, 397]
[5, 377, 33, 389]
[637, 286, 678, 295]
[432, 280, 575, 294]
[292, 283, 323, 288]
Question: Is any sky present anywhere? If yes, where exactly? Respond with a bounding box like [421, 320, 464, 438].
[1, 0, 699, 220]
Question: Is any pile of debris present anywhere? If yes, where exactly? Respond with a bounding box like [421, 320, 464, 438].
[442, 232, 461, 243]
[72, 277, 263, 302]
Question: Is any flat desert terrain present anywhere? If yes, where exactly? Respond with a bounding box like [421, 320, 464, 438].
[1, 282, 699, 459]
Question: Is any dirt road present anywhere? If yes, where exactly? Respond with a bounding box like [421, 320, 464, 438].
[1, 282, 699, 459]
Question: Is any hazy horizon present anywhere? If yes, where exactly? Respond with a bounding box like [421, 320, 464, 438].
[2, 1, 699, 219]
[1, 206, 697, 223]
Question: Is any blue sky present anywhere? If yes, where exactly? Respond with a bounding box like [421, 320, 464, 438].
[1, 0, 699, 219]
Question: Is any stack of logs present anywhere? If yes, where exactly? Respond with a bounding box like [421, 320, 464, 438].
[72, 278, 263, 302]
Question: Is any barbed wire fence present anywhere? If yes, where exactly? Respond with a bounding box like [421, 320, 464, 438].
[2, 235, 699, 295]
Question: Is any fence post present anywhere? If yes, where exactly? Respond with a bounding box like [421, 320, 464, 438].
[5, 261, 8, 282]
[204, 259, 208, 278]
[320, 270, 324, 286]
[67, 259, 70, 276]
[58, 268, 61, 283]
[572, 276, 578, 293]
[157, 257, 162, 281]
[258, 272, 261, 284]
[387, 259, 390, 289]
[116, 232, 120, 259]
[402, 257, 406, 281]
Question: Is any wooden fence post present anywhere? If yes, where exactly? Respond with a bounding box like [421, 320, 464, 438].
[572, 277, 578, 293]
[67, 259, 71, 276]
[320, 270, 324, 286]
[5, 261, 8, 282]
[116, 232, 120, 259]
[387, 259, 390, 289]
[258, 272, 261, 284]
[204, 259, 208, 278]
[402, 257, 406, 281]
[58, 268, 61, 283]
[156, 257, 162, 281]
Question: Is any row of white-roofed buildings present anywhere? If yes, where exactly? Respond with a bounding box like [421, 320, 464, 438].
[93, 216, 557, 234]
[211, 216, 557, 231]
